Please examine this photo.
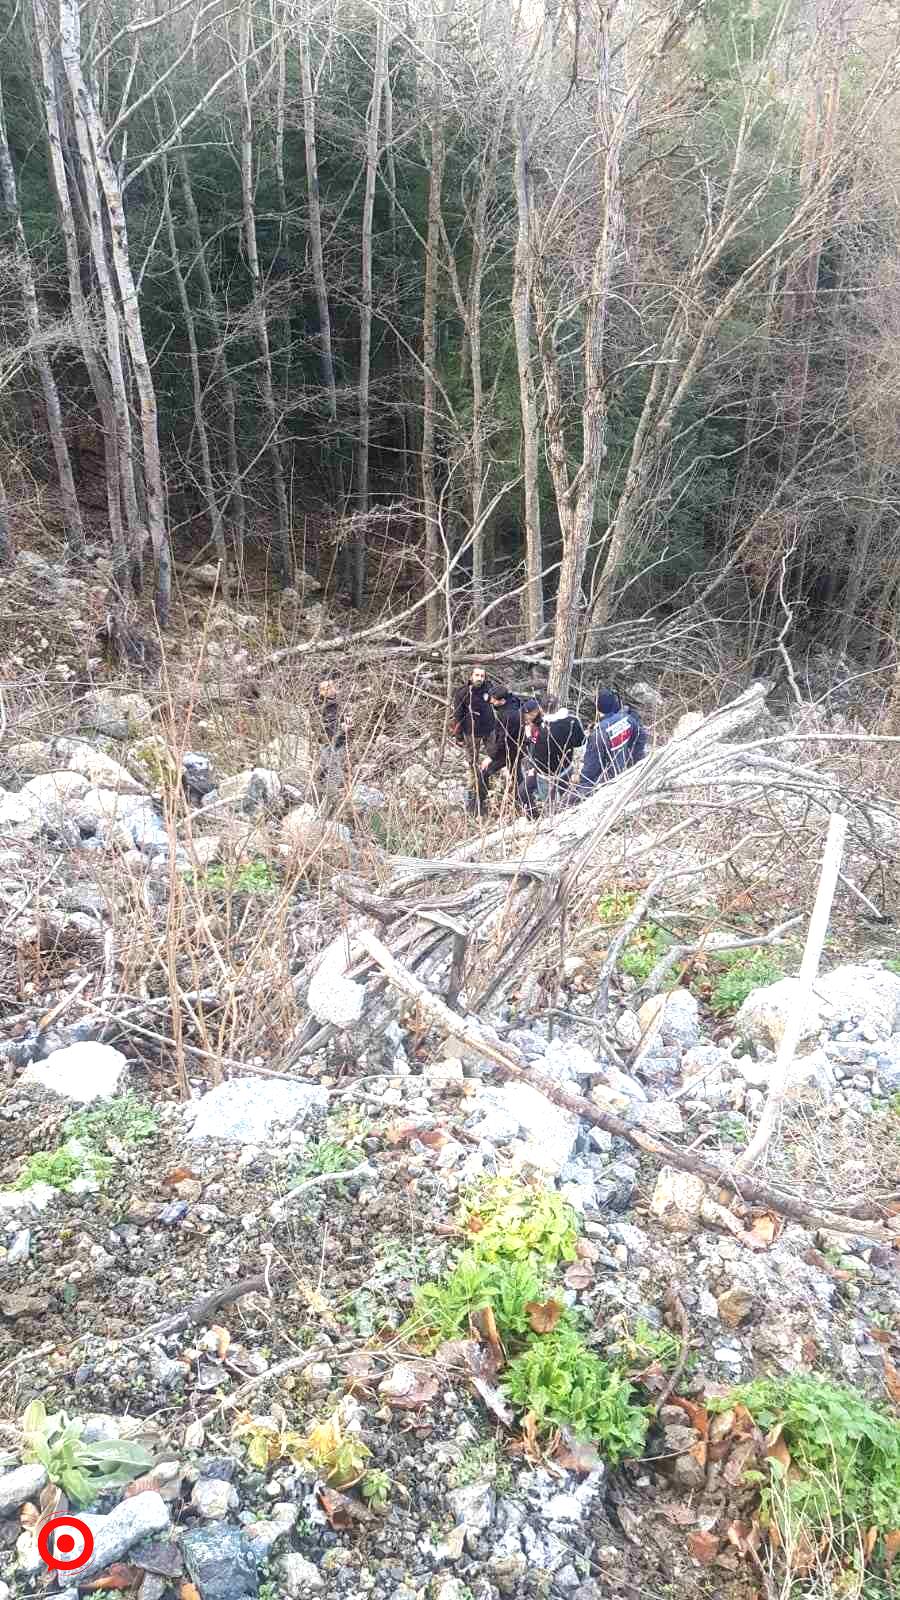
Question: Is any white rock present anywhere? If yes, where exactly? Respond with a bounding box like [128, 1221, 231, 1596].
[20, 1042, 127, 1103]
[0, 1183, 59, 1213]
[72, 1492, 171, 1582]
[814, 965, 900, 1038]
[191, 1478, 237, 1519]
[50, 739, 145, 793]
[281, 804, 352, 858]
[615, 1010, 642, 1050]
[20, 771, 90, 807]
[639, 1100, 685, 1136]
[259, 733, 315, 777]
[0, 791, 44, 839]
[735, 977, 820, 1049]
[215, 767, 282, 810]
[281, 1554, 325, 1596]
[307, 934, 365, 1026]
[486, 1082, 578, 1176]
[538, 1038, 598, 1081]
[186, 1076, 327, 1145]
[0, 1462, 48, 1516]
[638, 988, 700, 1049]
[79, 690, 152, 739]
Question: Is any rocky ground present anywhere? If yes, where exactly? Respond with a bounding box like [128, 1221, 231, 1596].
[1, 544, 900, 1600]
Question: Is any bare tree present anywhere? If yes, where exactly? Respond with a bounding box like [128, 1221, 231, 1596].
[352, 8, 390, 608]
[512, 97, 544, 640]
[420, 0, 451, 641]
[0, 63, 84, 556]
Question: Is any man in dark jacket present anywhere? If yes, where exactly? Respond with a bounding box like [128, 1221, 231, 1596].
[313, 676, 349, 791]
[471, 687, 523, 813]
[517, 695, 586, 816]
[451, 667, 497, 814]
[570, 689, 647, 800]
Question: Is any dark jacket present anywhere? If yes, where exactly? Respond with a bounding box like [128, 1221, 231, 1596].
[574, 707, 647, 795]
[484, 696, 524, 766]
[451, 679, 496, 742]
[315, 694, 346, 748]
[526, 709, 586, 776]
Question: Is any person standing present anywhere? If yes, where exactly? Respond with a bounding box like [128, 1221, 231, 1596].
[472, 686, 523, 813]
[570, 689, 648, 801]
[517, 694, 586, 815]
[450, 666, 496, 813]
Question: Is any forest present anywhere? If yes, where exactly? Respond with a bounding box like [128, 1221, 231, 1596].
[1, 0, 899, 697]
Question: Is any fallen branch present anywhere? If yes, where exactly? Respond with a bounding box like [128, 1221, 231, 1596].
[357, 930, 900, 1244]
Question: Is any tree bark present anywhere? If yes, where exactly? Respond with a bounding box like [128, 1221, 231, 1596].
[0, 65, 84, 557]
[298, 13, 338, 414]
[512, 102, 543, 640]
[422, 40, 447, 642]
[353, 11, 389, 609]
[237, 0, 293, 586]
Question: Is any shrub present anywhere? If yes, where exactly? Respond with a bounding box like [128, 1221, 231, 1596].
[503, 1325, 648, 1460]
[708, 950, 786, 1014]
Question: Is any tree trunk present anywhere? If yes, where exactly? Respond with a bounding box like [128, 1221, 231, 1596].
[299, 16, 338, 414]
[0, 65, 84, 557]
[0, 466, 11, 566]
[353, 11, 389, 609]
[160, 148, 227, 577]
[422, 54, 447, 642]
[237, 0, 293, 586]
[176, 151, 246, 572]
[54, 0, 143, 595]
[512, 103, 543, 640]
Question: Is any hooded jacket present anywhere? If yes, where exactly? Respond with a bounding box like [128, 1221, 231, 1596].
[526, 708, 586, 776]
[574, 704, 647, 794]
[451, 678, 496, 742]
[483, 694, 524, 766]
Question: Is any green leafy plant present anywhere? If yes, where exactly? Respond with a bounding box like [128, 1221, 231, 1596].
[619, 923, 673, 984]
[292, 1138, 359, 1197]
[615, 1317, 684, 1373]
[205, 859, 278, 894]
[361, 1468, 391, 1509]
[594, 889, 638, 925]
[448, 1439, 512, 1491]
[410, 1252, 549, 1346]
[502, 1326, 648, 1461]
[461, 1179, 578, 1267]
[711, 1375, 900, 1541]
[884, 958, 900, 977]
[13, 1141, 112, 1193]
[708, 950, 786, 1015]
[21, 1402, 152, 1508]
[64, 1095, 159, 1149]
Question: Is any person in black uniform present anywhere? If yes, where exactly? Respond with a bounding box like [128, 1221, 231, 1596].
[471, 686, 524, 814]
[450, 666, 496, 814]
[569, 688, 648, 801]
[313, 676, 349, 790]
[517, 694, 586, 816]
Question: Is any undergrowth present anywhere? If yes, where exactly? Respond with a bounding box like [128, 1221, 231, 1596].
[406, 1179, 647, 1462]
[712, 1375, 900, 1550]
[708, 950, 786, 1014]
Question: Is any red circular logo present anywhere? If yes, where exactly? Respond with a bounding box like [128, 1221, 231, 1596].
[38, 1516, 95, 1572]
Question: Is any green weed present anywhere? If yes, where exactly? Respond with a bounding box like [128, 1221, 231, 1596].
[711, 1375, 900, 1544]
[291, 1137, 358, 1196]
[410, 1252, 549, 1346]
[461, 1178, 578, 1267]
[619, 923, 673, 984]
[594, 889, 638, 925]
[13, 1141, 112, 1193]
[21, 1401, 152, 1508]
[884, 958, 900, 977]
[503, 1325, 648, 1461]
[205, 859, 278, 894]
[708, 950, 786, 1015]
[448, 1439, 512, 1491]
[64, 1094, 159, 1149]
[614, 1317, 684, 1373]
[361, 1468, 391, 1510]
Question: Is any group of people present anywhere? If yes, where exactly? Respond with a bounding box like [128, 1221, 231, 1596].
[450, 667, 647, 818]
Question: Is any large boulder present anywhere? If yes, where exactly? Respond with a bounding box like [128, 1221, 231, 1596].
[78, 690, 153, 740]
[637, 988, 700, 1049]
[814, 964, 900, 1039]
[215, 768, 282, 812]
[20, 1041, 128, 1103]
[185, 1076, 327, 1145]
[49, 739, 145, 793]
[735, 977, 821, 1050]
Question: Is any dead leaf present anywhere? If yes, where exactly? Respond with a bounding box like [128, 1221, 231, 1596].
[724, 1437, 760, 1487]
[687, 1532, 720, 1565]
[576, 1240, 599, 1262]
[419, 1129, 451, 1150]
[317, 1487, 373, 1529]
[563, 1262, 594, 1291]
[669, 1396, 709, 1437]
[525, 1299, 564, 1334]
[385, 1123, 449, 1149]
[725, 1520, 761, 1557]
[180, 1585, 201, 1600]
[864, 1525, 878, 1562]
[800, 1336, 819, 1366]
[883, 1351, 900, 1408]
[884, 1530, 900, 1572]
[471, 1305, 504, 1362]
[162, 1167, 198, 1185]
[83, 1565, 143, 1591]
[763, 1424, 792, 1476]
[378, 1362, 440, 1409]
[520, 1411, 544, 1465]
[868, 1327, 895, 1347]
[660, 1502, 696, 1526]
[554, 1428, 603, 1475]
[748, 1213, 781, 1247]
[471, 1374, 514, 1426]
[19, 1503, 39, 1529]
[344, 1352, 381, 1390]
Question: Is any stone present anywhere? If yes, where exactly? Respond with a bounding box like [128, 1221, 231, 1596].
[447, 1481, 495, 1535]
[185, 1076, 326, 1145]
[215, 768, 282, 812]
[259, 734, 315, 780]
[19, 771, 90, 808]
[630, 681, 664, 712]
[735, 978, 821, 1050]
[191, 1479, 237, 1519]
[638, 1101, 685, 1137]
[244, 1505, 297, 1559]
[615, 1010, 642, 1050]
[6, 1229, 30, 1264]
[182, 1525, 258, 1600]
[74, 1492, 171, 1583]
[0, 790, 44, 840]
[307, 936, 366, 1027]
[815, 965, 900, 1038]
[638, 988, 700, 1049]
[50, 739, 145, 793]
[20, 1041, 128, 1103]
[281, 805, 352, 858]
[280, 1554, 325, 1596]
[717, 1287, 756, 1327]
[482, 1081, 578, 1175]
[79, 691, 152, 740]
[350, 784, 386, 811]
[0, 1463, 48, 1517]
[539, 1038, 598, 1081]
[0, 1183, 58, 1213]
